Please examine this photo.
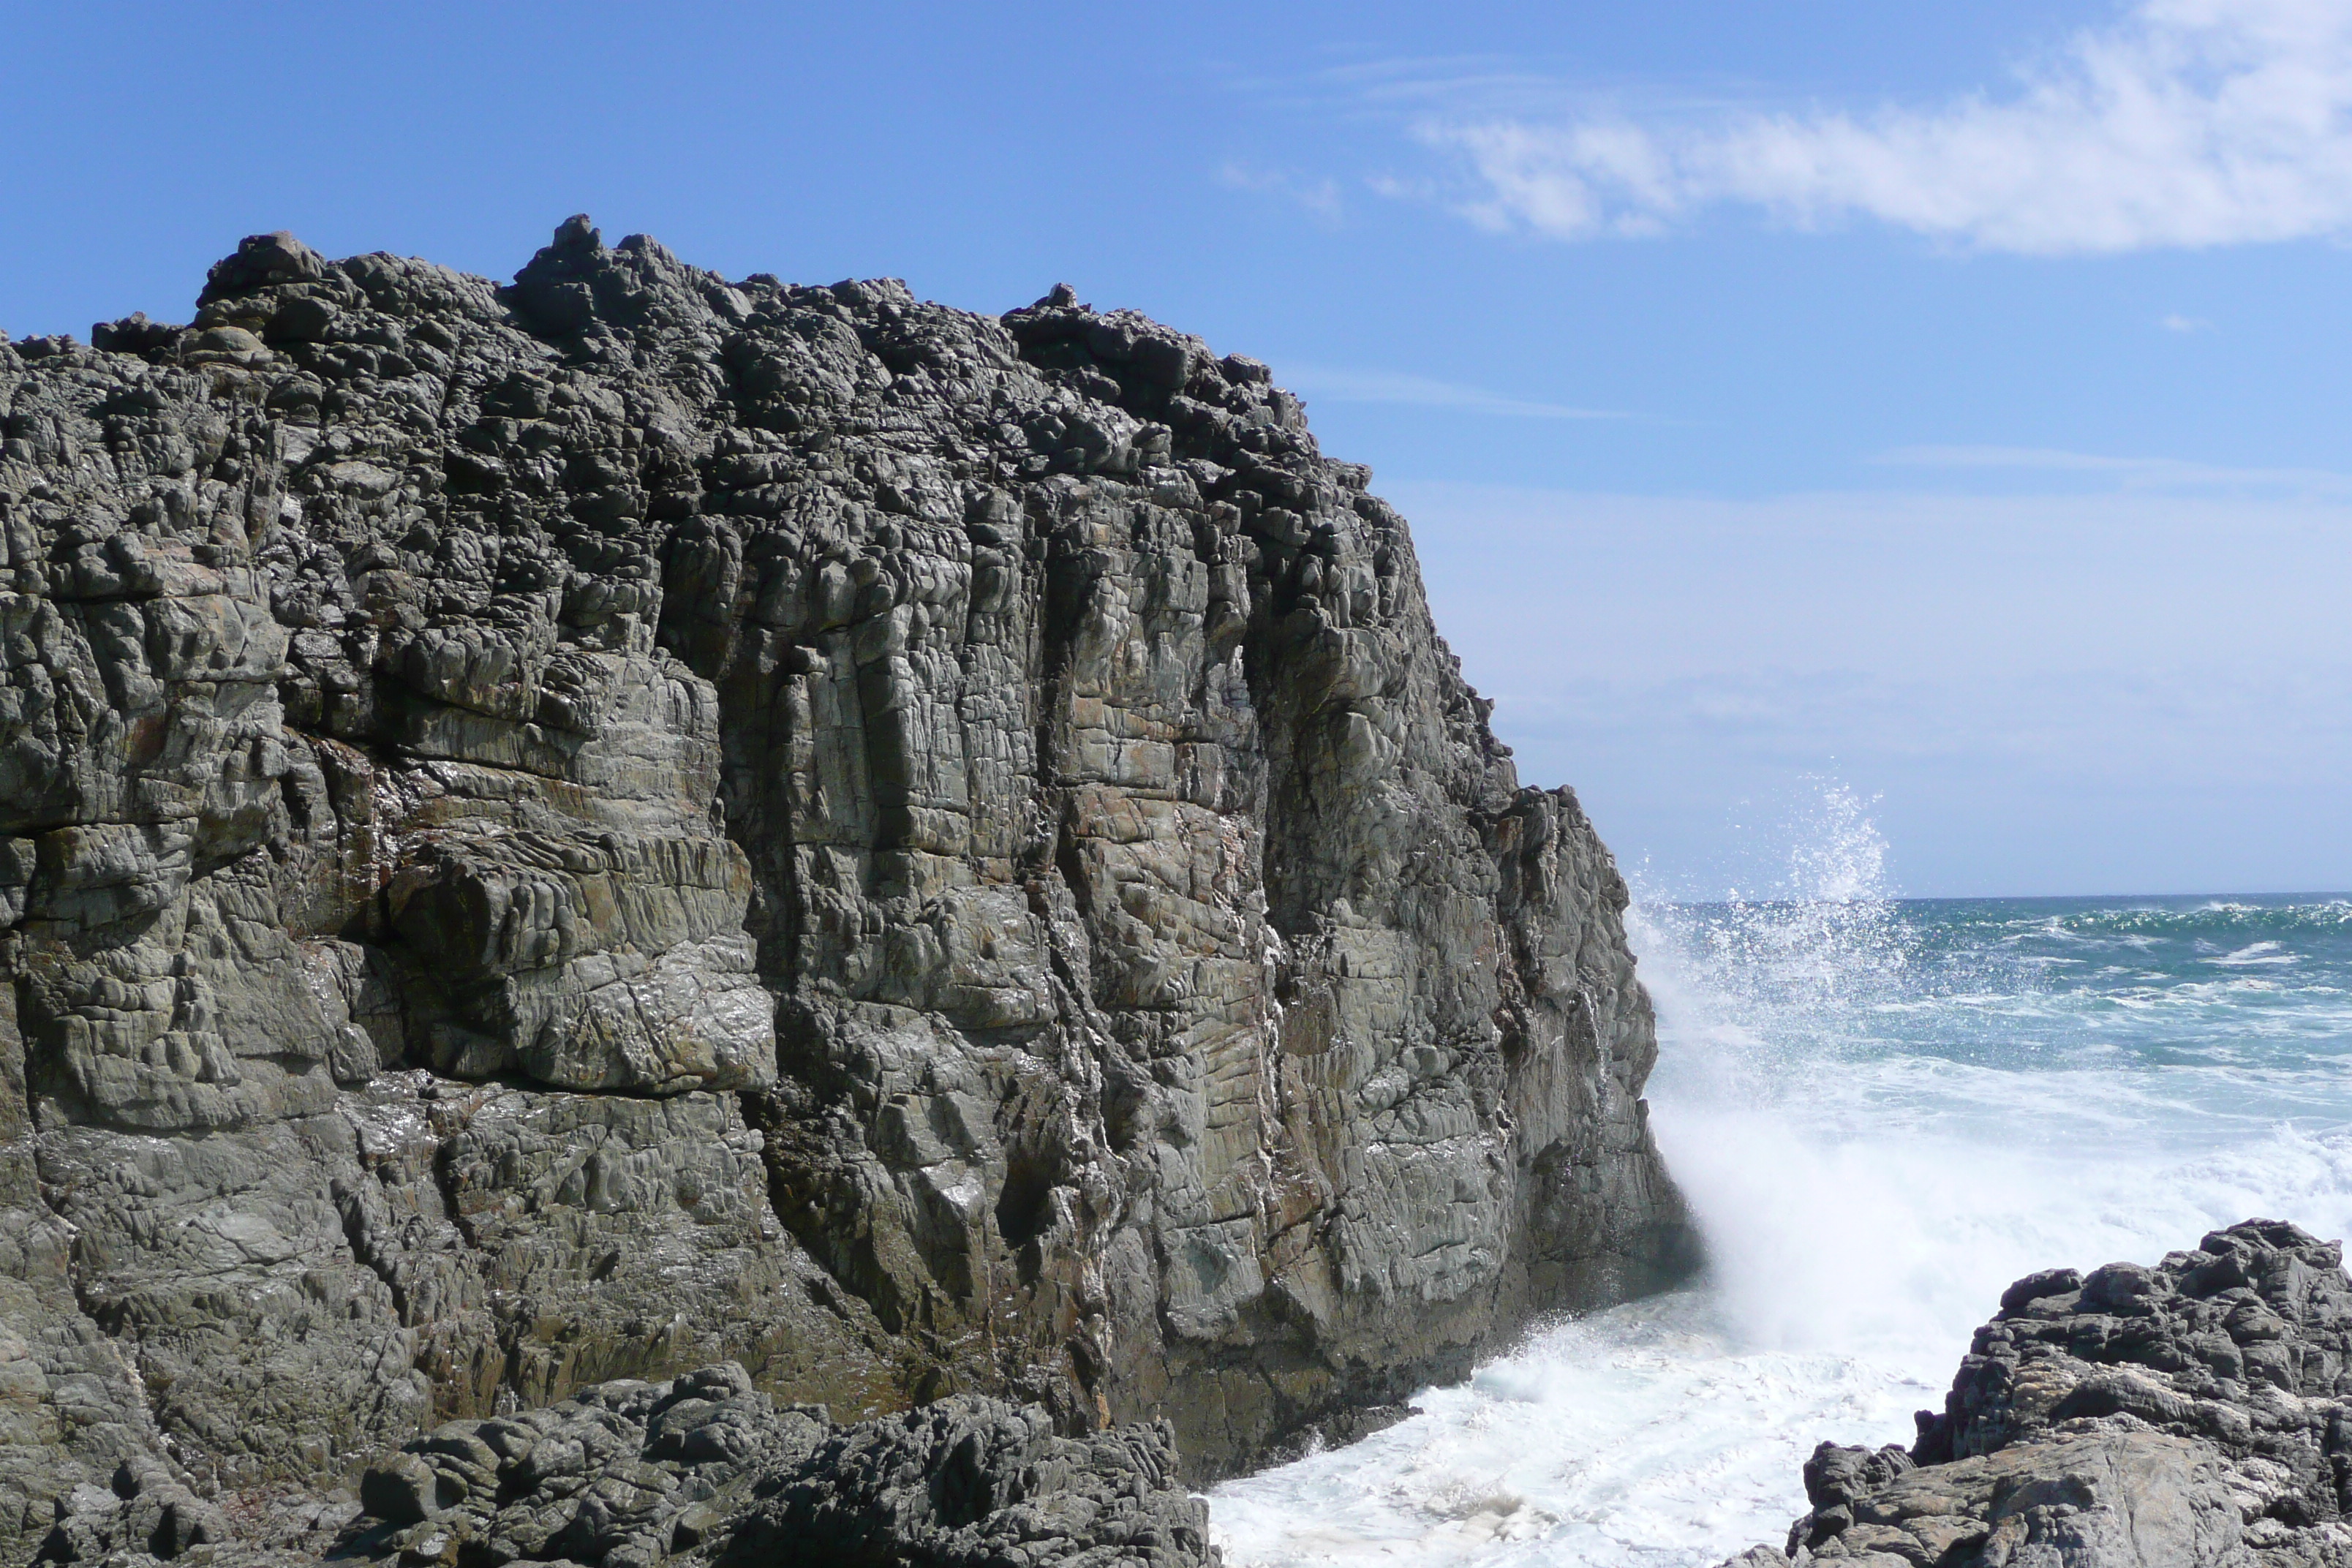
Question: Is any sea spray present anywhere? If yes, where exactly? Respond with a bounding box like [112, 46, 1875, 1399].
[1210, 788, 2352, 1567]
[1635, 783, 2015, 1359]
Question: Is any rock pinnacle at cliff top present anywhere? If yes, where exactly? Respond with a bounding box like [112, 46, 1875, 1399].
[0, 220, 1695, 1564]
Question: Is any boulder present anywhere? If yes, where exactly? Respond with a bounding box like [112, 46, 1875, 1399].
[342, 1362, 1218, 1568]
[1719, 1218, 2352, 1567]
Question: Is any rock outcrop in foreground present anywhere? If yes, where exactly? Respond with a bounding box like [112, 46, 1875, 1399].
[50, 1360, 1218, 1568]
[0, 222, 1695, 1560]
[1723, 1220, 2352, 1567]
[347, 1363, 1214, 1568]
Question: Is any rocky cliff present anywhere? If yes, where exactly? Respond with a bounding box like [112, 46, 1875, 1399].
[0, 219, 1695, 1558]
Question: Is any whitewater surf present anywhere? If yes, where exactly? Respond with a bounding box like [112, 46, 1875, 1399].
[1210, 796, 2352, 1566]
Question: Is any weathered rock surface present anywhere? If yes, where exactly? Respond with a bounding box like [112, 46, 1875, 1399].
[0, 221, 1695, 1562]
[1720, 1219, 2352, 1567]
[337, 1360, 1216, 1568]
[37, 1361, 1217, 1568]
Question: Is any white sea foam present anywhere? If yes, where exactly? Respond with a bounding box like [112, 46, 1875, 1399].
[2209, 941, 2297, 966]
[1210, 791, 2352, 1567]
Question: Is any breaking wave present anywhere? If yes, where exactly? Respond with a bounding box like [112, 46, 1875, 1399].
[1211, 787, 2352, 1566]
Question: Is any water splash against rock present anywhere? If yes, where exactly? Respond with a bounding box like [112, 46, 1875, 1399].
[1632, 781, 1918, 1106]
[1214, 791, 2352, 1566]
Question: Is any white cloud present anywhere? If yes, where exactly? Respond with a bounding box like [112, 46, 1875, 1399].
[2160, 312, 2215, 331]
[1218, 162, 1343, 223]
[1279, 364, 1624, 419]
[1420, 0, 2352, 253]
[1874, 442, 2352, 492]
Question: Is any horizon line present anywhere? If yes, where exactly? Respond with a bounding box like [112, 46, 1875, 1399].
[1640, 889, 2352, 907]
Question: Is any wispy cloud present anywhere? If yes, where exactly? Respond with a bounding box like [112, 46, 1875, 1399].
[2160, 312, 2215, 332]
[1218, 161, 1343, 224]
[1411, 0, 2352, 254]
[1281, 364, 1624, 419]
[1874, 443, 2352, 494]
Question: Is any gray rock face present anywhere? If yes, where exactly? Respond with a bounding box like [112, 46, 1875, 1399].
[0, 219, 1695, 1561]
[35, 1360, 1216, 1568]
[338, 1361, 1215, 1568]
[1775, 1431, 2250, 1567]
[1722, 1219, 2352, 1567]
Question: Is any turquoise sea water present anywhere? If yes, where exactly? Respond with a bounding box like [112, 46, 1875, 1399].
[1212, 809, 2352, 1565]
[1664, 890, 2352, 1147]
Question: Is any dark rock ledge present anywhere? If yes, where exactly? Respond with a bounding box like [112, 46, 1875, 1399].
[1719, 1219, 2352, 1568]
[0, 222, 1697, 1565]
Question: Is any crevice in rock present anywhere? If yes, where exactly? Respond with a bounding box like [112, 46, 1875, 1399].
[992, 1152, 1054, 1251]
[330, 1172, 412, 1324]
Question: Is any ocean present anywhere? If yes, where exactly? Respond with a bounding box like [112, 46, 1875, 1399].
[1209, 795, 2352, 1566]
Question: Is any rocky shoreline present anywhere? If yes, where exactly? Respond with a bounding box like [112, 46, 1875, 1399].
[1719, 1219, 2352, 1568]
[52, 1362, 1225, 1567]
[48, 1218, 2352, 1567]
[0, 222, 1697, 1564]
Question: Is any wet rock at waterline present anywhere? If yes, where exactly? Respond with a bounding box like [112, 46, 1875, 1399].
[1719, 1219, 2352, 1567]
[0, 222, 1697, 1560]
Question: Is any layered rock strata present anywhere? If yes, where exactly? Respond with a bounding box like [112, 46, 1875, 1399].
[0, 220, 1695, 1561]
[1722, 1219, 2352, 1567]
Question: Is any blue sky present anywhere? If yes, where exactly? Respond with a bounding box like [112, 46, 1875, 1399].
[6, 0, 2349, 897]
